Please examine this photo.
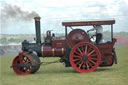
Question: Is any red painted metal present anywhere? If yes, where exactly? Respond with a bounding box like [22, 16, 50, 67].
[67, 29, 89, 48]
[11, 17, 117, 74]
[62, 19, 115, 26]
[42, 45, 65, 57]
[52, 39, 65, 48]
[96, 39, 116, 66]
[12, 52, 33, 75]
[69, 42, 101, 73]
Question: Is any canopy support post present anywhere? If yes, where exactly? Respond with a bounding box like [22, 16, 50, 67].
[111, 24, 113, 42]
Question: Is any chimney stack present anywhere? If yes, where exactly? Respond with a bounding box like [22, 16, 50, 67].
[34, 17, 41, 44]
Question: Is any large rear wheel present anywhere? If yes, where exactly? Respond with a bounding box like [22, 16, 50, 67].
[69, 42, 101, 73]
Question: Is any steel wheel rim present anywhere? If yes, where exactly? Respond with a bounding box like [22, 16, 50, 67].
[70, 42, 101, 73]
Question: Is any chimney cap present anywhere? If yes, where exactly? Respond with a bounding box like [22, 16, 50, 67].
[34, 17, 41, 21]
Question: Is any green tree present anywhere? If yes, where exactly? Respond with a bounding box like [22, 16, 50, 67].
[0, 37, 7, 44]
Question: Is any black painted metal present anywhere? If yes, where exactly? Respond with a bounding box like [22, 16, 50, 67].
[82, 55, 88, 61]
[22, 40, 42, 57]
[113, 48, 117, 64]
[44, 30, 52, 45]
[35, 17, 41, 44]
[111, 24, 113, 42]
[60, 48, 71, 67]
[27, 53, 41, 73]
[65, 26, 67, 37]
[11, 63, 31, 68]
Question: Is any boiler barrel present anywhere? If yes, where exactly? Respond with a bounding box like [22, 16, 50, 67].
[41, 45, 65, 57]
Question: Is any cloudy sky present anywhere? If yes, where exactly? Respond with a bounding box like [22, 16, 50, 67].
[0, 0, 128, 34]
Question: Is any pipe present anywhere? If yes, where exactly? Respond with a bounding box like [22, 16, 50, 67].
[34, 17, 41, 44]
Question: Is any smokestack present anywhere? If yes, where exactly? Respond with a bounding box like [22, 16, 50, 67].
[34, 17, 41, 44]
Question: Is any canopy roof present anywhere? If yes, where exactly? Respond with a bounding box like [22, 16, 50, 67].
[62, 19, 115, 26]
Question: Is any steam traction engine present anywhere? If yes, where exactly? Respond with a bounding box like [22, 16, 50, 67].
[11, 17, 117, 75]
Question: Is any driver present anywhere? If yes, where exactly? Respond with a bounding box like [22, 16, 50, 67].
[87, 25, 104, 44]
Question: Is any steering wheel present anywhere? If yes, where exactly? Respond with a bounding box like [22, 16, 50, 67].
[87, 30, 96, 42]
[91, 34, 96, 40]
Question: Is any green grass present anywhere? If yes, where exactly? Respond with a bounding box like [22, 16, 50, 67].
[0, 45, 128, 85]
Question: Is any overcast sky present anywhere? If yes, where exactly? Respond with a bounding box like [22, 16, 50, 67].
[0, 0, 128, 34]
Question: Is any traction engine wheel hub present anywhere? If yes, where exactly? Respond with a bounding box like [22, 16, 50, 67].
[82, 55, 88, 61]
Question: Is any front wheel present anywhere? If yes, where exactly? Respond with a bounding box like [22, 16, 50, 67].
[12, 52, 41, 75]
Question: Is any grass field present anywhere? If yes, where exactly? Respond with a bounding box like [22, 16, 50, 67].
[0, 45, 128, 85]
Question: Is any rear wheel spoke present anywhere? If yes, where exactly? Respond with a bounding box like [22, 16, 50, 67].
[86, 62, 89, 70]
[83, 62, 86, 68]
[90, 54, 97, 57]
[87, 60, 93, 68]
[88, 50, 95, 56]
[91, 57, 97, 61]
[75, 60, 81, 65]
[77, 47, 83, 54]
[87, 47, 92, 53]
[81, 45, 85, 53]
[85, 45, 87, 54]
[74, 51, 81, 55]
[73, 58, 80, 62]
[89, 60, 96, 65]
[74, 55, 81, 58]
[79, 61, 83, 69]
